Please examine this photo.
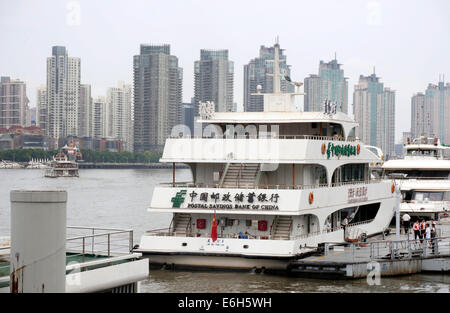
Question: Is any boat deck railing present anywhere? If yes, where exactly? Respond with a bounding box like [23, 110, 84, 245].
[144, 219, 375, 241]
[161, 179, 384, 190]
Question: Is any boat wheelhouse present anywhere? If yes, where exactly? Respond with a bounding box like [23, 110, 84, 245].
[382, 136, 450, 219]
[136, 41, 397, 271]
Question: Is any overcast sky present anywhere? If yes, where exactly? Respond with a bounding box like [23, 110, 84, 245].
[1, 0, 449, 142]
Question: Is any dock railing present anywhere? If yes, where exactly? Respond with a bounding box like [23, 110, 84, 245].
[66, 226, 134, 263]
[322, 236, 450, 262]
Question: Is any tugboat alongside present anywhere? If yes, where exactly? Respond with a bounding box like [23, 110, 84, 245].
[45, 143, 82, 178]
[135, 41, 397, 271]
[382, 136, 450, 219]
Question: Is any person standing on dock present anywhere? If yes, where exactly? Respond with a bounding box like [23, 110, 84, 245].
[419, 219, 426, 243]
[402, 213, 411, 235]
[430, 221, 437, 254]
[413, 220, 420, 240]
[425, 222, 431, 249]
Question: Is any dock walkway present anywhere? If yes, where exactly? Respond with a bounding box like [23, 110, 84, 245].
[289, 229, 450, 279]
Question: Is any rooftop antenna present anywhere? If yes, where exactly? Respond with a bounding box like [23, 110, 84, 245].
[273, 37, 281, 93]
[334, 52, 337, 61]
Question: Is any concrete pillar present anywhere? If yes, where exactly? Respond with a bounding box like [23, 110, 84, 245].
[10, 190, 67, 293]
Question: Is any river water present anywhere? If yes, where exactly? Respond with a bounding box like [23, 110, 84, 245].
[0, 169, 448, 293]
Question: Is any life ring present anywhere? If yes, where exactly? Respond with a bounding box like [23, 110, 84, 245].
[308, 192, 314, 204]
[391, 184, 395, 193]
[321, 143, 326, 155]
[356, 144, 361, 155]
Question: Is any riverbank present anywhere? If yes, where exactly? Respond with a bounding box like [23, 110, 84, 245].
[78, 162, 188, 169]
[0, 162, 189, 169]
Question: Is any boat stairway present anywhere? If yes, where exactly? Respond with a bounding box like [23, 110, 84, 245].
[221, 163, 260, 187]
[171, 213, 191, 236]
[272, 216, 293, 240]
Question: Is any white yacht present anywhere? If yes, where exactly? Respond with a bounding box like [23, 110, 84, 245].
[135, 42, 397, 271]
[382, 136, 450, 219]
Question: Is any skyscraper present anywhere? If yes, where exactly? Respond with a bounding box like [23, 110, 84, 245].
[304, 58, 348, 113]
[79, 84, 92, 138]
[411, 80, 450, 144]
[194, 49, 234, 114]
[106, 81, 133, 151]
[91, 96, 106, 139]
[243, 44, 293, 112]
[0, 76, 29, 128]
[36, 85, 47, 133]
[133, 44, 183, 153]
[46, 46, 81, 143]
[182, 98, 195, 135]
[353, 72, 395, 158]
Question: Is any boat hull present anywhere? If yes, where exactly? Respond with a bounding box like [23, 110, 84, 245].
[139, 252, 294, 272]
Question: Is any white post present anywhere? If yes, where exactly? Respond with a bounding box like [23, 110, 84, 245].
[10, 190, 67, 293]
[395, 188, 401, 241]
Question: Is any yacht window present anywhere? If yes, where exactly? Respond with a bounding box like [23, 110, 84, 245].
[444, 191, 450, 201]
[413, 192, 444, 201]
[384, 170, 450, 179]
[401, 191, 413, 201]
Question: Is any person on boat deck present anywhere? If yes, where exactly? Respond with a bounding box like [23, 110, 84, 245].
[402, 213, 411, 234]
[326, 219, 332, 232]
[238, 232, 249, 239]
[413, 220, 420, 240]
[341, 216, 349, 237]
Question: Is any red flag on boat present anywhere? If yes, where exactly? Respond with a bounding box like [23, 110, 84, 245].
[211, 211, 218, 242]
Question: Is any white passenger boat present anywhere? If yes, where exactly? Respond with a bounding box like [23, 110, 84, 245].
[136, 42, 397, 271]
[382, 136, 450, 219]
[44, 144, 81, 178]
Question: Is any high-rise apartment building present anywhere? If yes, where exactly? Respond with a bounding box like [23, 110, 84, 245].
[243, 44, 293, 112]
[0, 76, 29, 129]
[46, 46, 81, 143]
[182, 99, 195, 135]
[91, 96, 106, 139]
[133, 44, 183, 153]
[79, 84, 92, 138]
[304, 58, 348, 113]
[36, 85, 47, 133]
[411, 80, 450, 144]
[194, 49, 234, 114]
[353, 73, 395, 158]
[106, 81, 133, 151]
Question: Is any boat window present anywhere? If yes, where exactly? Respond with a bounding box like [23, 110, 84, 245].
[384, 170, 450, 179]
[413, 191, 444, 201]
[444, 191, 450, 201]
[332, 163, 366, 183]
[324, 203, 380, 229]
[401, 190, 413, 201]
[406, 149, 437, 157]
